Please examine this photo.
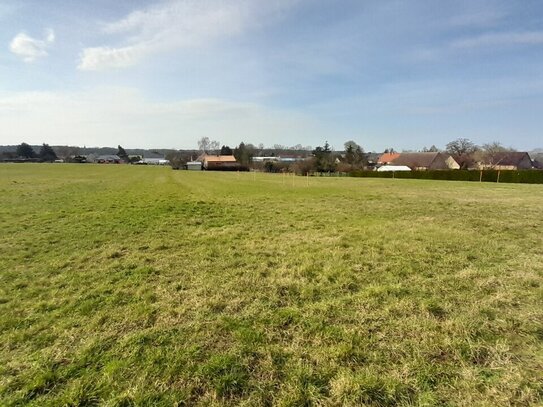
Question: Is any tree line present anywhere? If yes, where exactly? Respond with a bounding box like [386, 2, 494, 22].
[3, 137, 537, 172]
[5, 142, 59, 162]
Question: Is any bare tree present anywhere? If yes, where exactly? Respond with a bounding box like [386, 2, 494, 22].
[198, 137, 211, 153]
[445, 138, 477, 156]
[474, 142, 515, 168]
[209, 140, 221, 155]
[481, 141, 512, 154]
[55, 146, 80, 159]
[166, 151, 193, 169]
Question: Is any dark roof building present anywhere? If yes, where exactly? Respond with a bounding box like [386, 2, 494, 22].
[391, 152, 460, 170]
[451, 154, 478, 170]
[481, 152, 533, 170]
[96, 154, 122, 163]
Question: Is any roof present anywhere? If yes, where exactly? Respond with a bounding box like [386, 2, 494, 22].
[377, 165, 412, 172]
[377, 152, 400, 163]
[390, 152, 441, 167]
[253, 156, 279, 162]
[487, 152, 531, 166]
[201, 154, 237, 163]
[96, 155, 121, 160]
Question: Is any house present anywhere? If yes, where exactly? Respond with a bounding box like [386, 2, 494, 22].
[365, 152, 380, 170]
[96, 154, 122, 164]
[142, 158, 170, 165]
[277, 155, 306, 163]
[376, 165, 412, 172]
[377, 152, 400, 165]
[253, 156, 280, 163]
[253, 156, 305, 163]
[451, 154, 478, 170]
[198, 154, 241, 170]
[187, 161, 202, 170]
[390, 152, 460, 170]
[478, 152, 533, 170]
[70, 155, 88, 163]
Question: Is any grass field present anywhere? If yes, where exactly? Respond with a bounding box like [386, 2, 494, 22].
[1, 164, 542, 406]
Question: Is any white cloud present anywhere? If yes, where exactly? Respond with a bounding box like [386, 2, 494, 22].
[78, 45, 148, 71]
[0, 87, 329, 148]
[9, 29, 55, 62]
[78, 0, 296, 71]
[452, 31, 543, 49]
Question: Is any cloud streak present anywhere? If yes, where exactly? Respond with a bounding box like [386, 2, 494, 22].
[78, 0, 296, 71]
[452, 31, 543, 49]
[9, 29, 55, 62]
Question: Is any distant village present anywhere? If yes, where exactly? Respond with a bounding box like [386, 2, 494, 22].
[1, 137, 542, 174]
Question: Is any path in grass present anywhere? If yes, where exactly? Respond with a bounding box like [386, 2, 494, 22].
[1, 164, 542, 406]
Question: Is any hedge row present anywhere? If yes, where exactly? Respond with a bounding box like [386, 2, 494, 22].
[350, 170, 543, 184]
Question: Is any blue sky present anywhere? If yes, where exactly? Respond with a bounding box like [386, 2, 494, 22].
[1, 0, 543, 151]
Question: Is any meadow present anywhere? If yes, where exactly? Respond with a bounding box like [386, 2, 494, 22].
[0, 164, 542, 406]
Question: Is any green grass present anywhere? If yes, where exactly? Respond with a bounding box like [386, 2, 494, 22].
[1, 164, 542, 406]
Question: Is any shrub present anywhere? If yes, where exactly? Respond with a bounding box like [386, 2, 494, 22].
[350, 170, 543, 184]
